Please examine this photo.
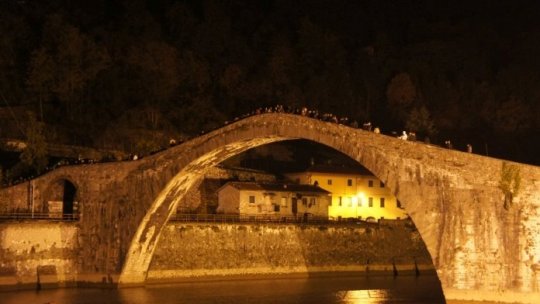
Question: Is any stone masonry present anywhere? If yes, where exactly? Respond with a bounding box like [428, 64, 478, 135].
[147, 221, 432, 281]
[0, 113, 539, 303]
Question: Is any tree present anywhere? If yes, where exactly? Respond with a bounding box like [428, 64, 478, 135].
[386, 72, 417, 109]
[0, 6, 31, 108]
[35, 14, 110, 122]
[405, 106, 437, 139]
[53, 25, 110, 120]
[26, 48, 55, 121]
[20, 112, 48, 174]
[126, 41, 180, 111]
[490, 96, 532, 134]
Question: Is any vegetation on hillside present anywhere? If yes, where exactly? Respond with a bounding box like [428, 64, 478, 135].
[1, 0, 539, 181]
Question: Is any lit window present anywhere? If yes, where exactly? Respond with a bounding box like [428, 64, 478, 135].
[380, 198, 385, 208]
[348, 197, 353, 207]
[328, 179, 332, 185]
[368, 197, 373, 207]
[347, 179, 352, 186]
[380, 181, 385, 188]
[310, 198, 316, 206]
[249, 196, 255, 204]
[368, 180, 374, 187]
[339, 196, 342, 206]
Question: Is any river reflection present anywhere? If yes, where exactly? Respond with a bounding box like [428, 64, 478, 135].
[1, 274, 446, 304]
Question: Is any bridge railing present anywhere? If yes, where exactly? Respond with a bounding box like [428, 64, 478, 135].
[169, 213, 391, 226]
[0, 212, 79, 222]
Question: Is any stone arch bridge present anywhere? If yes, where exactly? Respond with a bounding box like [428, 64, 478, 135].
[1, 113, 540, 303]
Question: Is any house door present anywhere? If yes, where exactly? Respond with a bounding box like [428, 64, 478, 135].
[292, 198, 298, 215]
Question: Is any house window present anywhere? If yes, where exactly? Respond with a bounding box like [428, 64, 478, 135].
[249, 196, 255, 204]
[380, 181, 385, 187]
[339, 196, 342, 206]
[368, 197, 373, 207]
[380, 198, 385, 208]
[347, 179, 352, 186]
[348, 197, 353, 207]
[368, 180, 374, 187]
[274, 205, 280, 212]
[310, 197, 316, 207]
[281, 197, 287, 207]
[327, 179, 332, 185]
[302, 198, 308, 205]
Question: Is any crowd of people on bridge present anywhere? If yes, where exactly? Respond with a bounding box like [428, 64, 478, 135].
[1, 105, 473, 187]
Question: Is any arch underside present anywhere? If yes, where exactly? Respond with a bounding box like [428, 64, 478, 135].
[119, 121, 439, 285]
[119, 118, 439, 288]
[119, 135, 294, 284]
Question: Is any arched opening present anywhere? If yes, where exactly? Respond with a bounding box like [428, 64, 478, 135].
[119, 114, 452, 301]
[62, 180, 77, 220]
[141, 139, 444, 301]
[44, 178, 79, 220]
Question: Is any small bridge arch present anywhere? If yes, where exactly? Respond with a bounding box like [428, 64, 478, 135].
[43, 176, 79, 219]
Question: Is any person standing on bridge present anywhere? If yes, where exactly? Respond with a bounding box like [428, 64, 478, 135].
[399, 131, 408, 140]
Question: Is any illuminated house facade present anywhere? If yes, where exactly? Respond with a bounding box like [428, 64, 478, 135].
[285, 165, 407, 221]
[217, 181, 331, 218]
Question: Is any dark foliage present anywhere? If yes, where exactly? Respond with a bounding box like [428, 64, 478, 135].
[0, 0, 539, 167]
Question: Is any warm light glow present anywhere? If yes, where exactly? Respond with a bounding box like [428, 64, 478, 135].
[287, 172, 407, 220]
[338, 289, 389, 304]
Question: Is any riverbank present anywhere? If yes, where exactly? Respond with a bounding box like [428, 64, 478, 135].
[146, 264, 437, 285]
[0, 221, 434, 292]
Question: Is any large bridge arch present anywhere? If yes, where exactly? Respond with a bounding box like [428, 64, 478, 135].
[117, 113, 540, 302]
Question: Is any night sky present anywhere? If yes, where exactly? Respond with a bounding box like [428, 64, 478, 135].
[1, 0, 539, 182]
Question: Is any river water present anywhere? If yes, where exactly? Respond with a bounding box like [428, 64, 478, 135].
[1, 275, 447, 304]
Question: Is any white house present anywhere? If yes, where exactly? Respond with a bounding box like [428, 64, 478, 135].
[217, 181, 331, 219]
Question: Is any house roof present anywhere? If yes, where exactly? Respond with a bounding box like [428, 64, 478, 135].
[223, 181, 330, 194]
[288, 164, 373, 176]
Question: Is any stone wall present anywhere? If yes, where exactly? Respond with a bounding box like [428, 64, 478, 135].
[0, 182, 29, 213]
[147, 221, 433, 282]
[0, 222, 79, 289]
